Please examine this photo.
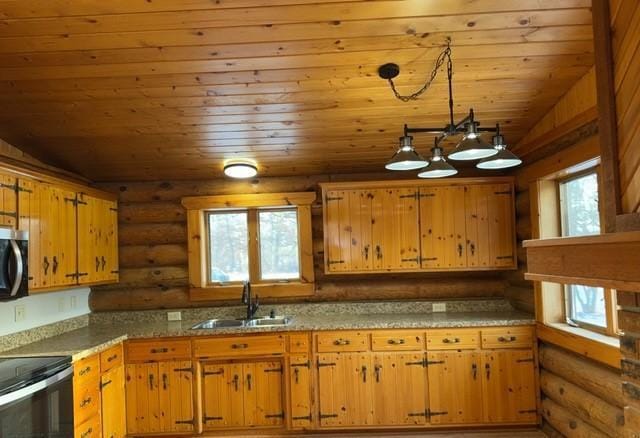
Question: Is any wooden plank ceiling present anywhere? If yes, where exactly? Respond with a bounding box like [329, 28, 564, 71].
[0, 0, 594, 181]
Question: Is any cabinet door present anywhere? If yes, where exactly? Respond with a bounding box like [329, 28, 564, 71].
[102, 365, 126, 438]
[104, 199, 119, 281]
[289, 354, 313, 429]
[243, 361, 284, 427]
[158, 361, 195, 433]
[0, 173, 17, 228]
[372, 353, 427, 425]
[324, 189, 352, 272]
[125, 363, 161, 435]
[201, 363, 244, 429]
[50, 186, 78, 287]
[427, 351, 482, 424]
[376, 189, 420, 270]
[481, 350, 537, 423]
[317, 353, 373, 427]
[77, 193, 101, 284]
[465, 184, 515, 268]
[18, 179, 42, 289]
[419, 186, 467, 269]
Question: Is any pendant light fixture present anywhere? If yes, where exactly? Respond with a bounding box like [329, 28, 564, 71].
[385, 135, 429, 170]
[418, 138, 458, 178]
[476, 124, 523, 169]
[379, 38, 520, 177]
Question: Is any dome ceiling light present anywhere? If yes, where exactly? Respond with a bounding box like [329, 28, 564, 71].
[379, 38, 520, 177]
[223, 161, 258, 179]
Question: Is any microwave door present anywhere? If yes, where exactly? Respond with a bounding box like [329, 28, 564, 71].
[8, 239, 23, 297]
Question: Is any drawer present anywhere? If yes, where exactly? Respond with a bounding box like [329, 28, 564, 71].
[481, 327, 534, 349]
[193, 334, 286, 358]
[74, 354, 100, 387]
[73, 379, 100, 426]
[126, 339, 191, 362]
[100, 343, 123, 372]
[426, 329, 480, 350]
[316, 331, 369, 352]
[371, 330, 425, 351]
[289, 333, 311, 353]
[74, 414, 101, 438]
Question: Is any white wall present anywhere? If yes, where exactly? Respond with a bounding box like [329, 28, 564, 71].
[0, 287, 90, 336]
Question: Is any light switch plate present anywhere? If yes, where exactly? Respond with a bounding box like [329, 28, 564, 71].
[167, 311, 182, 321]
[432, 302, 447, 313]
[14, 304, 26, 322]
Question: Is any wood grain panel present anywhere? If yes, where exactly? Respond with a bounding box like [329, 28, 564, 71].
[0, 1, 593, 181]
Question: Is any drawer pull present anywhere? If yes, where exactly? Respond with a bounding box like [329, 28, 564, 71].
[442, 337, 460, 344]
[78, 366, 91, 376]
[498, 336, 517, 343]
[150, 347, 169, 353]
[231, 343, 249, 349]
[387, 339, 406, 345]
[332, 339, 351, 346]
[80, 427, 93, 438]
[79, 397, 92, 408]
[106, 354, 118, 362]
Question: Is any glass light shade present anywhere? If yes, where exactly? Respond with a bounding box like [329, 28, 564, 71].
[448, 121, 499, 161]
[476, 134, 522, 169]
[224, 162, 258, 178]
[385, 136, 429, 170]
[418, 146, 458, 178]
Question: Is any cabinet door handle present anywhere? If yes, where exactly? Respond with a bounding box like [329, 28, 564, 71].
[106, 354, 118, 362]
[79, 397, 92, 408]
[149, 374, 154, 390]
[470, 242, 475, 256]
[43, 256, 50, 275]
[387, 339, 406, 345]
[363, 244, 369, 260]
[232, 374, 239, 391]
[78, 366, 91, 376]
[485, 363, 491, 380]
[472, 363, 477, 380]
[162, 373, 168, 390]
[150, 348, 169, 354]
[101, 256, 106, 271]
[231, 343, 248, 349]
[376, 245, 382, 260]
[457, 244, 463, 257]
[374, 365, 382, 383]
[95, 256, 100, 272]
[52, 256, 58, 274]
[361, 365, 367, 383]
[80, 427, 93, 438]
[247, 373, 252, 391]
[498, 336, 517, 343]
[442, 337, 460, 344]
[332, 339, 351, 346]
[294, 368, 299, 384]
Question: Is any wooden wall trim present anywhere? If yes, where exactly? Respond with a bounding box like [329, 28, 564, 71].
[592, 0, 621, 232]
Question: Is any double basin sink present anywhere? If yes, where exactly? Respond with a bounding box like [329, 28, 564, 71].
[191, 315, 291, 330]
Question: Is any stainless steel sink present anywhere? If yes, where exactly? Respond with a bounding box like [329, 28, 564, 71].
[191, 319, 244, 329]
[190, 316, 291, 330]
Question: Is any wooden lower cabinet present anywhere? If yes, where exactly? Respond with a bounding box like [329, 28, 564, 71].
[125, 361, 195, 435]
[201, 360, 284, 430]
[288, 354, 313, 429]
[101, 365, 126, 438]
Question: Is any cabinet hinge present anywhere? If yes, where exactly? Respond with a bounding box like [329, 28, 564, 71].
[405, 359, 427, 367]
[292, 414, 313, 421]
[291, 361, 311, 368]
[0, 182, 17, 191]
[77, 272, 88, 277]
[325, 196, 343, 202]
[0, 211, 17, 218]
[76, 200, 88, 206]
[110, 270, 120, 274]
[64, 197, 78, 205]
[203, 416, 223, 422]
[174, 367, 193, 373]
[264, 367, 283, 373]
[99, 379, 112, 390]
[496, 255, 514, 260]
[327, 260, 344, 265]
[518, 409, 537, 414]
[426, 360, 445, 365]
[17, 185, 32, 193]
[265, 412, 285, 419]
[110, 207, 118, 212]
[422, 257, 437, 261]
[174, 418, 195, 426]
[399, 192, 419, 199]
[65, 273, 78, 279]
[419, 193, 436, 198]
[203, 369, 224, 377]
[317, 361, 336, 369]
[428, 409, 448, 417]
[408, 411, 428, 417]
[494, 191, 511, 195]
[516, 358, 535, 363]
[401, 256, 420, 263]
[319, 413, 338, 419]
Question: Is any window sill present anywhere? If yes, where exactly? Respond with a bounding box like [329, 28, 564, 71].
[537, 322, 621, 369]
[190, 282, 314, 301]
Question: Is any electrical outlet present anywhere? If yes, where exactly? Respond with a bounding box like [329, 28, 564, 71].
[167, 311, 182, 321]
[58, 297, 66, 312]
[14, 304, 26, 322]
[432, 302, 447, 313]
[70, 296, 77, 309]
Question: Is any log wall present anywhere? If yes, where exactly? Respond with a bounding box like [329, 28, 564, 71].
[90, 173, 507, 311]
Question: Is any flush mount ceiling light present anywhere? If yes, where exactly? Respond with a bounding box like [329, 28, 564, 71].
[385, 135, 429, 170]
[380, 38, 520, 177]
[418, 139, 458, 179]
[223, 162, 258, 179]
[476, 124, 523, 170]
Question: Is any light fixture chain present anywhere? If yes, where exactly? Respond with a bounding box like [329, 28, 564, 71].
[387, 42, 452, 102]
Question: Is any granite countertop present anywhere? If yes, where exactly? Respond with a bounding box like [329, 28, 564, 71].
[0, 310, 534, 361]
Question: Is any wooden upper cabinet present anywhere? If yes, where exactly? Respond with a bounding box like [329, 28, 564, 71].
[77, 193, 119, 285]
[322, 178, 516, 274]
[0, 172, 17, 229]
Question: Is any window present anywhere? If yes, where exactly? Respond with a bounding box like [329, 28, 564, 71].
[182, 192, 315, 300]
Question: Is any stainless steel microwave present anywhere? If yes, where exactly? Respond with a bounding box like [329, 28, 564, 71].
[0, 228, 28, 301]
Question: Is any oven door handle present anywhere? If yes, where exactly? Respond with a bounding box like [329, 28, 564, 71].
[8, 239, 23, 297]
[0, 365, 72, 408]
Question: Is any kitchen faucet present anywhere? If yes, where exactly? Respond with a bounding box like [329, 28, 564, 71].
[241, 281, 259, 320]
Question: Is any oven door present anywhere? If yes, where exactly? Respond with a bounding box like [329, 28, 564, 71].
[0, 365, 74, 437]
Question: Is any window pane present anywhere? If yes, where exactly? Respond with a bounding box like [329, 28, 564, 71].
[258, 209, 300, 280]
[567, 285, 606, 327]
[560, 172, 600, 237]
[208, 212, 249, 282]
